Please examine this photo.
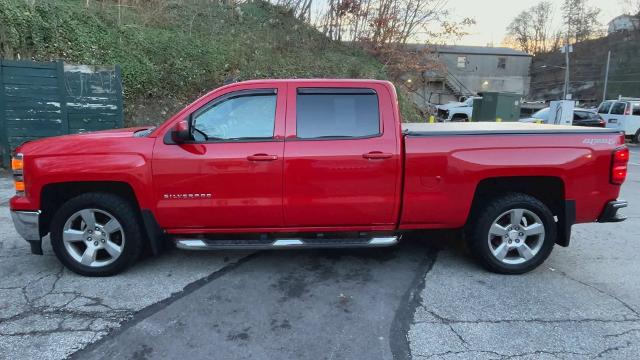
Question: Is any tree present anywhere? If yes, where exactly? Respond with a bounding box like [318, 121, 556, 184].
[505, 2, 555, 55]
[561, 0, 603, 43]
[317, 0, 473, 48]
[314, 0, 473, 79]
[619, 0, 640, 16]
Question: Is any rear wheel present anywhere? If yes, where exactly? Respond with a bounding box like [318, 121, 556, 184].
[466, 193, 556, 274]
[451, 114, 469, 122]
[632, 129, 640, 144]
[50, 193, 143, 276]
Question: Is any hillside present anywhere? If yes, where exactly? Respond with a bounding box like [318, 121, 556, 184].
[0, 0, 420, 124]
[530, 31, 640, 103]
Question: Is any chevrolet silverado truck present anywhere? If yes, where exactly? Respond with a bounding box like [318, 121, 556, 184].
[10, 79, 629, 276]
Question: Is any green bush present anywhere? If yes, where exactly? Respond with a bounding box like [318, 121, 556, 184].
[0, 0, 418, 123]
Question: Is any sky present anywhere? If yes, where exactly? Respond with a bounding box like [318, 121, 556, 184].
[445, 0, 623, 46]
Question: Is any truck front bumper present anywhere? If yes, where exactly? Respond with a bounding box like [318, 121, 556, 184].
[598, 200, 628, 223]
[10, 210, 43, 254]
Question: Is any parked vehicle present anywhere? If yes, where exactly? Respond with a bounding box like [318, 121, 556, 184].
[520, 107, 606, 127]
[10, 80, 629, 277]
[435, 97, 480, 122]
[598, 98, 640, 142]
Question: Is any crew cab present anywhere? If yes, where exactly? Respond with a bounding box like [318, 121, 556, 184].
[10, 79, 629, 276]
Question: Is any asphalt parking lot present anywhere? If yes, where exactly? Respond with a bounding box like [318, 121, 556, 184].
[1, 145, 639, 360]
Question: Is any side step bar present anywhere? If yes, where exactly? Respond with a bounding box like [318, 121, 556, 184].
[175, 236, 399, 250]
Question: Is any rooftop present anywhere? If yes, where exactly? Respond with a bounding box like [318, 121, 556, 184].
[406, 44, 531, 57]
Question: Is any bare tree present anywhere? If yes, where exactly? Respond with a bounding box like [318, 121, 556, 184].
[505, 2, 555, 55]
[619, 0, 640, 16]
[562, 0, 603, 43]
[318, 0, 471, 47]
[506, 10, 534, 54]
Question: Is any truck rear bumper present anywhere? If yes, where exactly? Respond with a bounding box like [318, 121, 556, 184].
[598, 200, 628, 223]
[10, 210, 43, 255]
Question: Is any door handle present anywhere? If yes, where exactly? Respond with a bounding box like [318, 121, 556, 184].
[247, 154, 278, 161]
[363, 151, 393, 160]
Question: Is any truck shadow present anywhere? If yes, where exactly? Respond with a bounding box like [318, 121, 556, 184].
[75, 230, 471, 360]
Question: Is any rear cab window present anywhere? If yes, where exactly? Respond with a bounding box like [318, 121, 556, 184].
[295, 88, 380, 139]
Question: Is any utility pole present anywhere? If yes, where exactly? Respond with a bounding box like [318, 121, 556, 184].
[562, 41, 571, 100]
[603, 50, 611, 101]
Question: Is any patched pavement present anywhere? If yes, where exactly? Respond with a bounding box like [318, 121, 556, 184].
[0, 173, 248, 359]
[410, 145, 640, 360]
[1, 146, 639, 359]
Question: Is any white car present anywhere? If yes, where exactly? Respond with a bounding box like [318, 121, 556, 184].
[598, 99, 640, 143]
[435, 97, 481, 122]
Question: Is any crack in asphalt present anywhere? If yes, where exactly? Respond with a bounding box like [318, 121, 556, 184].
[408, 251, 640, 360]
[554, 268, 640, 318]
[413, 315, 640, 325]
[414, 349, 594, 360]
[389, 248, 439, 360]
[0, 264, 133, 338]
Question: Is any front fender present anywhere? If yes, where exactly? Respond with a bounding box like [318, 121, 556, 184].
[14, 152, 154, 211]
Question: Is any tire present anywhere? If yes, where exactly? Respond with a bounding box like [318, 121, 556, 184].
[465, 193, 556, 274]
[50, 193, 144, 276]
[632, 129, 640, 144]
[451, 114, 468, 122]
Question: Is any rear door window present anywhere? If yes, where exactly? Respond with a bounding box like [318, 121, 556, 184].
[295, 88, 380, 139]
[610, 102, 627, 115]
[633, 103, 640, 116]
[598, 101, 613, 114]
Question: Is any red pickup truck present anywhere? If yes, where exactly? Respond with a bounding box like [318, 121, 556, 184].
[10, 79, 629, 276]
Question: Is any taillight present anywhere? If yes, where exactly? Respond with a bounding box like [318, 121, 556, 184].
[11, 153, 25, 195]
[611, 147, 629, 185]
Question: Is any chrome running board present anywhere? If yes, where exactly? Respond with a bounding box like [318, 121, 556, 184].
[175, 236, 399, 251]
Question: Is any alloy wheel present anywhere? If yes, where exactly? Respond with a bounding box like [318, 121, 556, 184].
[62, 209, 125, 268]
[487, 208, 545, 265]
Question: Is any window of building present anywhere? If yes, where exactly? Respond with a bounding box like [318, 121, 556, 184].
[193, 91, 276, 141]
[457, 56, 467, 68]
[296, 88, 380, 139]
[497, 57, 507, 69]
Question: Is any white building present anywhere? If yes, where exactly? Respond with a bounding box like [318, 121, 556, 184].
[405, 45, 532, 107]
[608, 15, 640, 34]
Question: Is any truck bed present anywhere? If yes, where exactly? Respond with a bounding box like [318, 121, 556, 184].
[399, 122, 625, 231]
[402, 122, 621, 136]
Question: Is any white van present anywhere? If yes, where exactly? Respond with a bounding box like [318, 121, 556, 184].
[598, 98, 640, 143]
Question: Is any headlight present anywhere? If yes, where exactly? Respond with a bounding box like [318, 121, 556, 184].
[11, 153, 25, 195]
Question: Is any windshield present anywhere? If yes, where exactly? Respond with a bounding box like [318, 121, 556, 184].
[531, 108, 550, 120]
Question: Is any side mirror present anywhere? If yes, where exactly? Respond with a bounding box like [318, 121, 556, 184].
[171, 120, 191, 143]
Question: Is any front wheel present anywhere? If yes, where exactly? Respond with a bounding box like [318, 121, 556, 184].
[50, 193, 144, 276]
[466, 193, 556, 274]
